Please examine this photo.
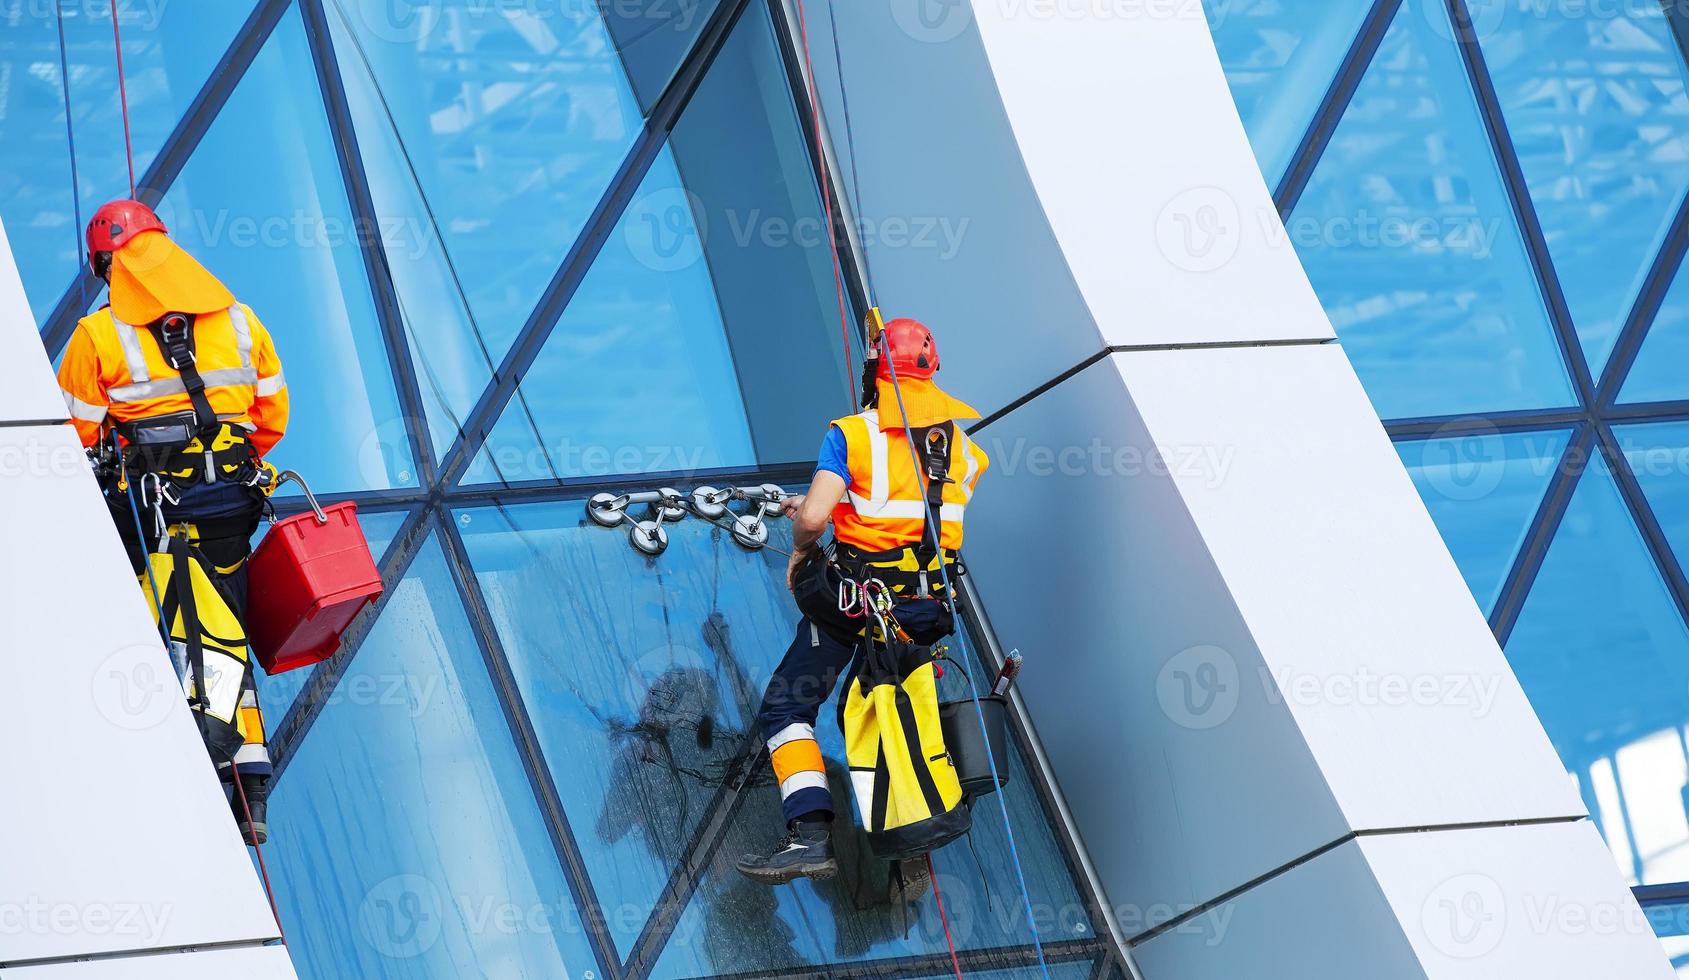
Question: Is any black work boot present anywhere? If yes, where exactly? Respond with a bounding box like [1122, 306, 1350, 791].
[231, 773, 270, 846]
[735, 817, 838, 885]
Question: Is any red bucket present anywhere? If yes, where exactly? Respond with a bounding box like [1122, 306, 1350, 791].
[247, 486, 383, 675]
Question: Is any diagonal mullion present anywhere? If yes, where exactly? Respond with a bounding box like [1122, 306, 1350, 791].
[1446, 0, 1597, 407]
[1489, 423, 1595, 645]
[434, 0, 756, 489]
[1273, 0, 1402, 217]
[297, 0, 438, 487]
[435, 508, 626, 980]
[268, 502, 434, 777]
[1594, 187, 1689, 407]
[1594, 424, 1689, 640]
[1661, 0, 1689, 69]
[42, 0, 294, 355]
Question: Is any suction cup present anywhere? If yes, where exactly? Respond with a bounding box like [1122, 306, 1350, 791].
[588, 492, 627, 528]
[691, 486, 729, 520]
[631, 520, 669, 556]
[732, 514, 769, 550]
[759, 484, 786, 518]
[654, 488, 687, 523]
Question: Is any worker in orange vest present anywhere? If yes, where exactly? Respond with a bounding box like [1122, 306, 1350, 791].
[58, 199, 289, 844]
[736, 318, 989, 884]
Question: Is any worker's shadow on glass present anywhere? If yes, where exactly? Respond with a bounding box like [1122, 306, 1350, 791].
[595, 646, 929, 970]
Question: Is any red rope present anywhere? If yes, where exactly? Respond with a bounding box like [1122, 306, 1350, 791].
[928, 853, 965, 979]
[108, 0, 136, 197]
[232, 762, 286, 945]
[795, 0, 858, 414]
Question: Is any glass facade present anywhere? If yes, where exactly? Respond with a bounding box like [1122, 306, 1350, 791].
[1205, 0, 1689, 965]
[1, 1, 1118, 976]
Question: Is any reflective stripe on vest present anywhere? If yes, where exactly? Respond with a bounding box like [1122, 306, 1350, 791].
[106, 306, 260, 407]
[831, 410, 987, 554]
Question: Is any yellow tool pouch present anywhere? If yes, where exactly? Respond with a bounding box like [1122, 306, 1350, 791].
[140, 536, 252, 763]
[842, 633, 971, 860]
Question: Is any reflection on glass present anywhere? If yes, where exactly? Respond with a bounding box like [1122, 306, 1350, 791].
[1291, 0, 1574, 419]
[1621, 262, 1689, 404]
[1200, 0, 1375, 189]
[0, 1, 256, 322]
[252, 508, 411, 719]
[265, 533, 599, 979]
[1620, 420, 1689, 570]
[1477, 1, 1689, 378]
[160, 6, 414, 492]
[464, 1, 852, 485]
[1394, 429, 1570, 615]
[455, 498, 801, 958]
[329, 0, 642, 360]
[1505, 459, 1689, 885]
[599, 0, 724, 110]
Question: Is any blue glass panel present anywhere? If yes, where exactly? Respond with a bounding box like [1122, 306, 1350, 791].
[159, 6, 415, 492]
[265, 531, 599, 979]
[907, 962, 1095, 980]
[1505, 459, 1689, 884]
[600, 0, 724, 111]
[649, 738, 1094, 977]
[330, 0, 642, 362]
[1394, 429, 1570, 615]
[1620, 420, 1689, 572]
[252, 508, 411, 719]
[1621, 257, 1689, 404]
[1200, 0, 1375, 188]
[0, 1, 256, 323]
[455, 497, 803, 958]
[1291, 0, 1575, 419]
[464, 0, 854, 485]
[1478, 1, 1689, 378]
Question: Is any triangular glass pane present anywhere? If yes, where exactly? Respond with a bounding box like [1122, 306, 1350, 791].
[159, 4, 416, 492]
[454, 498, 808, 959]
[252, 508, 412, 719]
[1619, 255, 1689, 404]
[1618, 419, 1689, 569]
[1505, 458, 1689, 884]
[0, 0, 257, 323]
[648, 730, 1094, 977]
[1290, 0, 1575, 420]
[1395, 428, 1571, 616]
[265, 532, 600, 977]
[329, 0, 643, 362]
[464, 0, 855, 485]
[1477, 1, 1689, 378]
[600, 0, 725, 111]
[1200, 0, 1377, 189]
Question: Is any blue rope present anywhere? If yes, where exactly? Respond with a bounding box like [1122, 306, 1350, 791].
[879, 341, 1052, 980]
[54, 0, 90, 316]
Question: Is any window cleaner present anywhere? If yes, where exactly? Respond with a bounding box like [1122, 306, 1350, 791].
[62, 199, 290, 845]
[735, 314, 990, 885]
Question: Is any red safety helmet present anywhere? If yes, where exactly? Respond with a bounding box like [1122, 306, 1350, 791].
[86, 199, 166, 267]
[877, 318, 939, 381]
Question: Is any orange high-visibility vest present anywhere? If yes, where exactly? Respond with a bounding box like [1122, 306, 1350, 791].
[830, 410, 989, 554]
[58, 304, 289, 454]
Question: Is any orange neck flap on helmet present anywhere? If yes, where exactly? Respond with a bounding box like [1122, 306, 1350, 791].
[874, 377, 980, 431]
[107, 230, 234, 325]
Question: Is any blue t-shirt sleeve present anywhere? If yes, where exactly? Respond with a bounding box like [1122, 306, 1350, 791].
[815, 426, 850, 481]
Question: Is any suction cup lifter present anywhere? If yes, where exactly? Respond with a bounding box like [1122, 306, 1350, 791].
[586, 484, 791, 557]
